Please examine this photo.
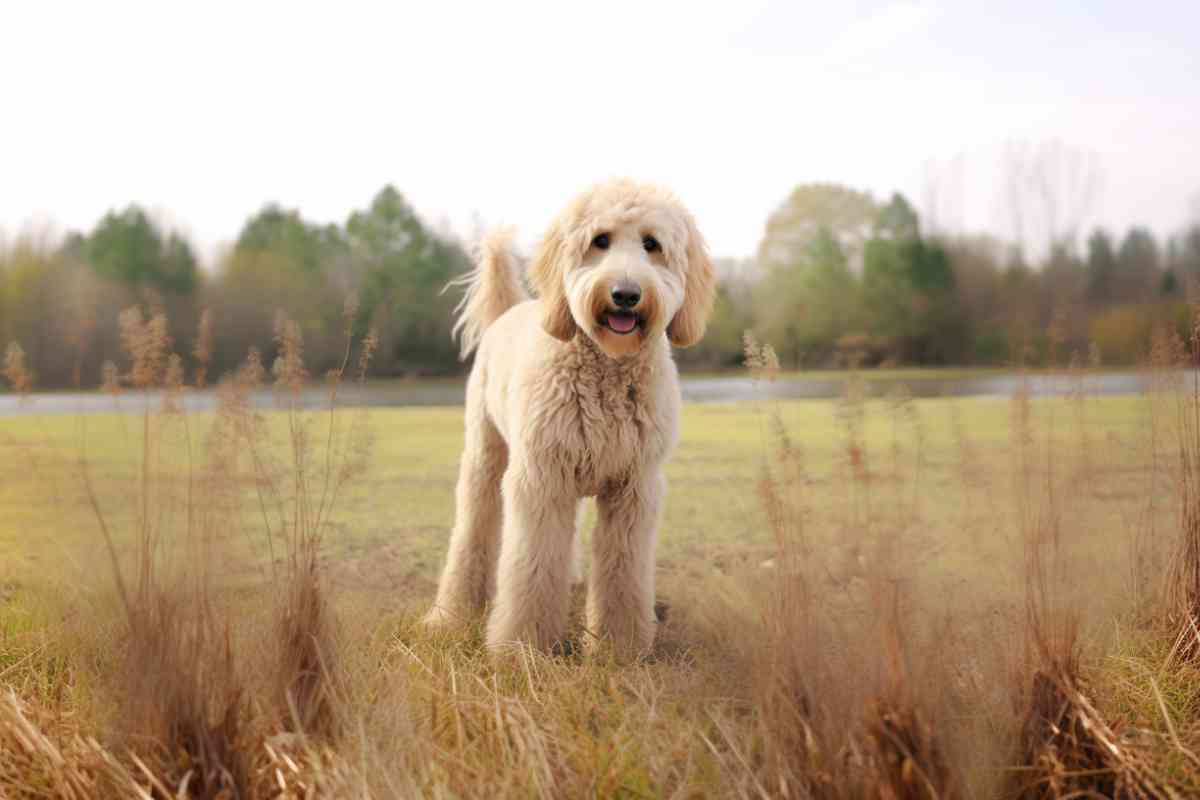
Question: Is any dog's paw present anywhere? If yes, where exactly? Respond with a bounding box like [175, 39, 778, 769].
[654, 600, 669, 623]
[421, 605, 466, 632]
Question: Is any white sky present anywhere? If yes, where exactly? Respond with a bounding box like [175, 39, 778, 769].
[3, 0, 1198, 262]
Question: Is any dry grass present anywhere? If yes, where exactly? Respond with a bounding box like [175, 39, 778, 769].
[1165, 319, 1200, 647]
[4, 312, 1200, 797]
[726, 336, 961, 798]
[1005, 320, 1200, 799]
[0, 688, 139, 799]
[0, 300, 379, 797]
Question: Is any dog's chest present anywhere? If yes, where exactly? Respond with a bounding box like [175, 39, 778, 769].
[530, 352, 666, 495]
[572, 378, 647, 493]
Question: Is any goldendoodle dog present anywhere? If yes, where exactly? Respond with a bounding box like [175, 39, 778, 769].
[424, 179, 715, 656]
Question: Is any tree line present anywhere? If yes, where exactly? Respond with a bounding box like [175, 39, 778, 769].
[692, 184, 1198, 370]
[2, 182, 1199, 389]
[0, 186, 468, 388]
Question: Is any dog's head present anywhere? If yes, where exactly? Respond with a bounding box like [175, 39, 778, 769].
[528, 179, 716, 359]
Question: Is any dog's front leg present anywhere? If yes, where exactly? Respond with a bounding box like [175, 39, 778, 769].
[588, 470, 664, 657]
[486, 463, 578, 652]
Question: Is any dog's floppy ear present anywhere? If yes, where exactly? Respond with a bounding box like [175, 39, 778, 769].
[668, 216, 717, 348]
[528, 221, 578, 342]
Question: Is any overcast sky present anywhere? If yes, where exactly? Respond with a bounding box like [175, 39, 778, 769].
[3, 0, 1198, 261]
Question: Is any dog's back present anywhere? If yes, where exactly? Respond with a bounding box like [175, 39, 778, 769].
[449, 227, 527, 359]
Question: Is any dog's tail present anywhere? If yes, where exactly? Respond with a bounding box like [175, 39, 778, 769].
[448, 226, 528, 360]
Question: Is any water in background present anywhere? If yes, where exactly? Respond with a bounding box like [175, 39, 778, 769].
[0, 370, 1166, 416]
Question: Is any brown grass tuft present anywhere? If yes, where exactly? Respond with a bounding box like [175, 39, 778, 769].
[117, 306, 171, 390]
[271, 310, 309, 393]
[2, 342, 33, 396]
[116, 587, 251, 798]
[275, 551, 339, 739]
[1014, 655, 1172, 799]
[863, 698, 957, 800]
[237, 305, 376, 740]
[83, 305, 255, 798]
[742, 331, 780, 382]
[734, 348, 962, 799]
[1165, 309, 1200, 654]
[0, 689, 139, 799]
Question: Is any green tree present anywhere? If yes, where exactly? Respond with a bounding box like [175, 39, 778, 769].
[85, 206, 198, 294]
[1085, 229, 1118, 306]
[755, 227, 860, 366]
[753, 184, 879, 366]
[1171, 223, 1200, 286]
[1, 237, 132, 388]
[757, 184, 878, 273]
[1041, 242, 1088, 353]
[347, 186, 469, 374]
[675, 258, 756, 369]
[67, 209, 201, 383]
[873, 193, 920, 240]
[207, 203, 360, 377]
[943, 235, 1010, 364]
[207, 246, 344, 377]
[235, 205, 346, 275]
[862, 198, 963, 363]
[1161, 269, 1180, 296]
[1115, 227, 1160, 302]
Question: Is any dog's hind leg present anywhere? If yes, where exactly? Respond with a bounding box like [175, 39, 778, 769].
[486, 462, 578, 652]
[425, 398, 507, 628]
[587, 471, 664, 658]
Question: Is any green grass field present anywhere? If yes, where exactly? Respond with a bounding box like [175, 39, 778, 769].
[0, 384, 1191, 797]
[0, 392, 1165, 615]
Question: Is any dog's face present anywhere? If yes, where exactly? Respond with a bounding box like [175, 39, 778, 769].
[529, 179, 716, 359]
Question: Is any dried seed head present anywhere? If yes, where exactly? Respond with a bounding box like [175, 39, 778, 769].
[162, 354, 184, 413]
[2, 343, 32, 395]
[742, 331, 760, 366]
[241, 348, 265, 390]
[119, 306, 172, 389]
[272, 312, 308, 393]
[743, 331, 780, 382]
[357, 328, 379, 381]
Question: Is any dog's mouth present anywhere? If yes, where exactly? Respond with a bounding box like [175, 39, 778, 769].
[600, 310, 642, 336]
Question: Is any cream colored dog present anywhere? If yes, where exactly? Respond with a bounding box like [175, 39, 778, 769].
[424, 179, 715, 656]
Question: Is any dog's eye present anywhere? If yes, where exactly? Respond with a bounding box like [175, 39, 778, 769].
[592, 233, 611, 250]
[643, 235, 661, 253]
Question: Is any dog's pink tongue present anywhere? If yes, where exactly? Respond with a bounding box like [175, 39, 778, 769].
[608, 313, 637, 333]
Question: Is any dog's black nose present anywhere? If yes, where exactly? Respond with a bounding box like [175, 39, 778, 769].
[611, 282, 641, 309]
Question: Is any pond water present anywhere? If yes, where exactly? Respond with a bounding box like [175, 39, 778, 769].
[679, 370, 1158, 403]
[0, 370, 1170, 417]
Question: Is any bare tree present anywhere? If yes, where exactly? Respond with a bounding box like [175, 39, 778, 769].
[921, 152, 967, 238]
[999, 140, 1104, 261]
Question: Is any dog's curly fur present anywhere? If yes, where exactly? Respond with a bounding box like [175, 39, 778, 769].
[425, 179, 715, 656]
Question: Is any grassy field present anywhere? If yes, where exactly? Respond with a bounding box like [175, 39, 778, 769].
[0, 366, 1196, 797]
[0, 389, 1165, 616]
